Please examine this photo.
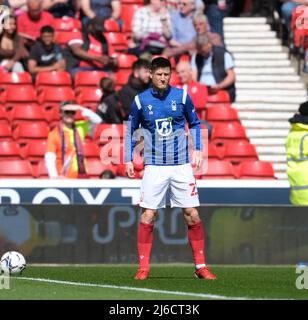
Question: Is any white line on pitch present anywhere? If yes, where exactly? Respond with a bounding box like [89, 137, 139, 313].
[16, 276, 274, 300]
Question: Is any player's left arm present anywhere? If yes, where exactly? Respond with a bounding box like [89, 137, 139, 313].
[183, 92, 203, 169]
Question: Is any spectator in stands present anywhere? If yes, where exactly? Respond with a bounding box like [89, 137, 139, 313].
[17, 0, 54, 48]
[0, 14, 28, 72]
[63, 16, 118, 77]
[45, 100, 101, 179]
[78, 0, 121, 26]
[280, 0, 300, 33]
[97, 59, 151, 123]
[128, 0, 172, 56]
[8, 0, 28, 15]
[203, 0, 234, 43]
[191, 34, 236, 102]
[28, 25, 65, 77]
[286, 101, 308, 205]
[162, 13, 223, 58]
[42, 0, 76, 18]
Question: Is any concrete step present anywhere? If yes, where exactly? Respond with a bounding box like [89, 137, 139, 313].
[225, 24, 271, 32]
[242, 120, 290, 129]
[235, 60, 291, 67]
[236, 75, 300, 82]
[236, 67, 296, 74]
[259, 154, 287, 162]
[247, 129, 289, 138]
[236, 95, 305, 104]
[236, 82, 304, 89]
[275, 172, 288, 180]
[226, 38, 281, 46]
[250, 138, 287, 145]
[224, 17, 267, 24]
[238, 111, 294, 120]
[233, 103, 299, 112]
[273, 163, 287, 171]
[256, 146, 286, 154]
[225, 31, 277, 39]
[227, 45, 282, 52]
[237, 89, 306, 96]
[233, 53, 288, 60]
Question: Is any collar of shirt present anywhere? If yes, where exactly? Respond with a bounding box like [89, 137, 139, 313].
[150, 85, 171, 98]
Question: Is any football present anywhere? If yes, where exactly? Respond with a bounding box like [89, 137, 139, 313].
[0, 251, 26, 275]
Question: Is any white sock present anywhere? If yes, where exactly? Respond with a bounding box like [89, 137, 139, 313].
[196, 264, 206, 270]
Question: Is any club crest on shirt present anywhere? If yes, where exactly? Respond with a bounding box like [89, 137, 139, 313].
[155, 118, 173, 137]
[147, 104, 153, 115]
[171, 100, 177, 111]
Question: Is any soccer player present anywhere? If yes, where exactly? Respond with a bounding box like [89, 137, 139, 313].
[124, 57, 216, 280]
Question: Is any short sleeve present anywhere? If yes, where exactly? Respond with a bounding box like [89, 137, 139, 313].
[224, 52, 235, 70]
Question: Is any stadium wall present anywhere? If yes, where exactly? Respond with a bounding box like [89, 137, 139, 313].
[1, 204, 306, 265]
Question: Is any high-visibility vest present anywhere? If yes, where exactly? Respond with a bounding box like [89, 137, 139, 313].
[286, 122, 308, 205]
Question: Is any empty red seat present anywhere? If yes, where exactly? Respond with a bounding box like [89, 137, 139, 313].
[211, 122, 248, 144]
[86, 158, 117, 178]
[13, 122, 50, 144]
[113, 53, 137, 69]
[121, 4, 143, 32]
[54, 17, 81, 32]
[0, 123, 13, 141]
[36, 161, 49, 178]
[1, 87, 38, 107]
[0, 141, 22, 159]
[0, 106, 9, 124]
[207, 90, 230, 103]
[0, 160, 34, 178]
[75, 87, 102, 109]
[222, 141, 258, 163]
[237, 161, 275, 179]
[74, 71, 109, 89]
[115, 70, 131, 87]
[0, 72, 33, 91]
[55, 31, 82, 47]
[10, 105, 47, 127]
[39, 87, 75, 108]
[36, 71, 72, 90]
[94, 123, 124, 144]
[104, 32, 128, 52]
[200, 159, 236, 179]
[84, 141, 100, 158]
[104, 19, 121, 32]
[206, 105, 239, 123]
[22, 140, 47, 162]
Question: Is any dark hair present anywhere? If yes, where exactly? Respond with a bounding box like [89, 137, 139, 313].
[100, 77, 115, 95]
[299, 101, 308, 116]
[133, 59, 151, 72]
[40, 25, 55, 34]
[100, 169, 115, 179]
[88, 16, 105, 33]
[151, 57, 171, 72]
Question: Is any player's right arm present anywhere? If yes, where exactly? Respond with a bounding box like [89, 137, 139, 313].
[124, 97, 142, 178]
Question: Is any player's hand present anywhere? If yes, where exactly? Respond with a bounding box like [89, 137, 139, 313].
[125, 162, 135, 178]
[192, 150, 203, 170]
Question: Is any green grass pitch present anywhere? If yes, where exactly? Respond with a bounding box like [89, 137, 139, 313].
[0, 264, 307, 300]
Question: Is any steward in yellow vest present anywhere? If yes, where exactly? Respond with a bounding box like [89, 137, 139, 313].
[286, 101, 308, 205]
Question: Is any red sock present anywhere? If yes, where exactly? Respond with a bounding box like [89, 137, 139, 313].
[137, 222, 154, 270]
[188, 221, 206, 266]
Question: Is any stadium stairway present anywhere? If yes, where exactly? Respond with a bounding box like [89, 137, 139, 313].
[224, 17, 308, 180]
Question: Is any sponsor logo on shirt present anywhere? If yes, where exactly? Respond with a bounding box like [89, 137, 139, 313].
[155, 118, 173, 137]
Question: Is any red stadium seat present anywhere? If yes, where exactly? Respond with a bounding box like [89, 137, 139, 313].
[39, 87, 75, 108]
[0, 141, 22, 159]
[55, 31, 82, 47]
[0, 72, 33, 91]
[36, 161, 49, 178]
[104, 19, 121, 32]
[206, 105, 239, 123]
[54, 17, 82, 32]
[13, 122, 50, 144]
[75, 87, 102, 109]
[22, 140, 47, 162]
[207, 90, 230, 103]
[86, 158, 117, 179]
[36, 71, 72, 90]
[74, 71, 109, 89]
[222, 141, 258, 164]
[1, 87, 38, 107]
[184, 82, 208, 119]
[201, 159, 236, 179]
[115, 70, 131, 86]
[207, 143, 220, 159]
[211, 122, 248, 144]
[121, 0, 143, 3]
[121, 4, 143, 32]
[84, 141, 101, 158]
[104, 32, 128, 52]
[10, 105, 47, 127]
[237, 161, 275, 179]
[0, 123, 12, 141]
[0, 160, 34, 178]
[170, 72, 181, 86]
[113, 53, 137, 69]
[93, 123, 124, 144]
[0, 106, 9, 124]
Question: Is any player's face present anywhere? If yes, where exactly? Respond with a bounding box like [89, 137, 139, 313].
[151, 67, 171, 91]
